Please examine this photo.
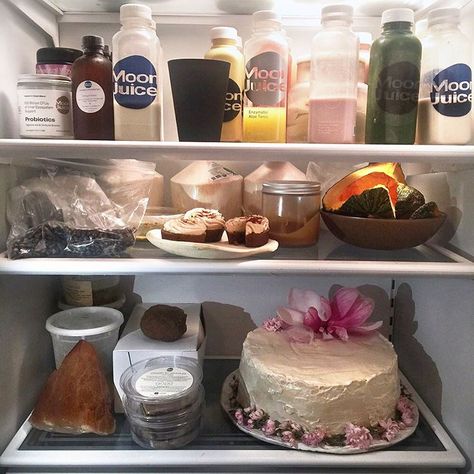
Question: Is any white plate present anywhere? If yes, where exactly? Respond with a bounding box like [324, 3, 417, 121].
[221, 370, 419, 454]
[146, 230, 279, 259]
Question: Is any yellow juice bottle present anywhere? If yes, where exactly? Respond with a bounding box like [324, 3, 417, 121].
[243, 10, 289, 143]
[205, 27, 244, 142]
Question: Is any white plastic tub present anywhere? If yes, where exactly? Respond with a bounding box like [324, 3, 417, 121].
[46, 307, 124, 373]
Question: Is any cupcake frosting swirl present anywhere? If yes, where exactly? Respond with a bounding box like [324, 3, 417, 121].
[184, 208, 225, 230]
[163, 217, 206, 235]
[246, 215, 269, 234]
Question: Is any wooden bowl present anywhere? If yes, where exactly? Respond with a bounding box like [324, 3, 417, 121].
[321, 210, 446, 250]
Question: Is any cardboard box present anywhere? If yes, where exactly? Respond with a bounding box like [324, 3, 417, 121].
[113, 303, 206, 412]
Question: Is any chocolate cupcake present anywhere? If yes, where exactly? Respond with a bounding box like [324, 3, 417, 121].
[224, 216, 247, 245]
[161, 217, 206, 243]
[245, 215, 270, 247]
[225, 215, 270, 247]
[184, 208, 225, 242]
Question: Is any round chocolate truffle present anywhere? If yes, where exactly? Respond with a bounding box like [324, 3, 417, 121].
[140, 304, 187, 342]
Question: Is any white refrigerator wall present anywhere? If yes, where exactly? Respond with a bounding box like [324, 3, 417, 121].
[0, 1, 59, 454]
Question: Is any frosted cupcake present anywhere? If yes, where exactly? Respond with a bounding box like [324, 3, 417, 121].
[225, 215, 269, 247]
[161, 217, 206, 243]
[184, 208, 225, 242]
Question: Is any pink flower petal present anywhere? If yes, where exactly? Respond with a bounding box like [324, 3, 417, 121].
[350, 321, 383, 333]
[330, 288, 375, 327]
[331, 326, 349, 341]
[277, 306, 304, 326]
[331, 287, 360, 321]
[289, 289, 330, 320]
[303, 307, 323, 332]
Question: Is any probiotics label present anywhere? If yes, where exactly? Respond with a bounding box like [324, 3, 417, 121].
[224, 79, 242, 122]
[76, 80, 105, 113]
[245, 52, 287, 106]
[376, 62, 420, 114]
[113, 55, 157, 109]
[430, 63, 472, 117]
[135, 368, 194, 398]
[17, 89, 72, 137]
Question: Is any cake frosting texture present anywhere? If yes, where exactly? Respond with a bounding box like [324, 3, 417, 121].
[239, 328, 400, 435]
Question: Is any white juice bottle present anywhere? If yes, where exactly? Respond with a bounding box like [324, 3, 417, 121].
[417, 8, 472, 144]
[112, 4, 162, 141]
[308, 5, 359, 144]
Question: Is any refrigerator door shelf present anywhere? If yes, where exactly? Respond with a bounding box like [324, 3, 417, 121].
[0, 359, 465, 472]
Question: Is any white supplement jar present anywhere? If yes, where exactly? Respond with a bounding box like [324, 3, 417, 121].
[17, 74, 73, 139]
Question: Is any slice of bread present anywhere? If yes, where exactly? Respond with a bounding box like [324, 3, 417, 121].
[29, 340, 115, 435]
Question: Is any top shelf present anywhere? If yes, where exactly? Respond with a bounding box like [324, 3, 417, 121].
[1, 139, 474, 164]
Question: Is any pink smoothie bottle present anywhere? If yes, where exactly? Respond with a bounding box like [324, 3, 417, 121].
[308, 5, 359, 144]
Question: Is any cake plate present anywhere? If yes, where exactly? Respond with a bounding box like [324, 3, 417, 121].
[221, 369, 419, 454]
[147, 230, 279, 259]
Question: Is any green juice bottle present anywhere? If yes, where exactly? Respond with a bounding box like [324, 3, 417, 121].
[365, 8, 421, 144]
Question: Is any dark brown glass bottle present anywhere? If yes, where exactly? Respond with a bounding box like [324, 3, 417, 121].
[72, 35, 114, 139]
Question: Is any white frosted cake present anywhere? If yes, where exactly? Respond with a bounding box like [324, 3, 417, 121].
[239, 328, 400, 435]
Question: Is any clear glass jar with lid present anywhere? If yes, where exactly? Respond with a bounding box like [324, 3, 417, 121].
[262, 180, 321, 247]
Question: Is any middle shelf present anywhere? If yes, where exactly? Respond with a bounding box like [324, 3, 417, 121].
[1, 230, 472, 276]
[1, 139, 474, 164]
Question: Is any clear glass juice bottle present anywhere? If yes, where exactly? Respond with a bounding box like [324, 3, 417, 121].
[243, 10, 289, 143]
[308, 5, 359, 144]
[417, 8, 472, 144]
[365, 8, 421, 144]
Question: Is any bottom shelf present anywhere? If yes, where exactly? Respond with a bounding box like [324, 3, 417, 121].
[0, 359, 465, 473]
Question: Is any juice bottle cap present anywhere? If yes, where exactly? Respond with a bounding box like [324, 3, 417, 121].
[428, 8, 460, 26]
[253, 10, 281, 27]
[120, 3, 152, 22]
[321, 4, 353, 23]
[210, 26, 239, 41]
[381, 8, 414, 25]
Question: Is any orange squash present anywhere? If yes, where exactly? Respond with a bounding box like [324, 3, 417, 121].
[322, 163, 406, 212]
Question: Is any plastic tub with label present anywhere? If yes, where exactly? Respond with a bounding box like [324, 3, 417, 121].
[120, 356, 204, 449]
[45, 307, 124, 373]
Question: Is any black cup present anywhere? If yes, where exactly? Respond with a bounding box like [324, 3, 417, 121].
[168, 59, 230, 142]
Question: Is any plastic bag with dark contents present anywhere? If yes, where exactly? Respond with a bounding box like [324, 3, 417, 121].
[7, 160, 155, 259]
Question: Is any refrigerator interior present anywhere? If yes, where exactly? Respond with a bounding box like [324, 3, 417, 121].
[0, 0, 473, 472]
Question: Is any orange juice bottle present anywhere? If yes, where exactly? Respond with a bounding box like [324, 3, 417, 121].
[243, 11, 289, 143]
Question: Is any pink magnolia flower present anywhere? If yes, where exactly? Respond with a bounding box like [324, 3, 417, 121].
[277, 289, 331, 342]
[262, 419, 276, 436]
[301, 429, 326, 446]
[281, 430, 297, 446]
[328, 287, 381, 341]
[275, 287, 381, 342]
[379, 418, 401, 442]
[246, 419, 254, 429]
[344, 423, 373, 449]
